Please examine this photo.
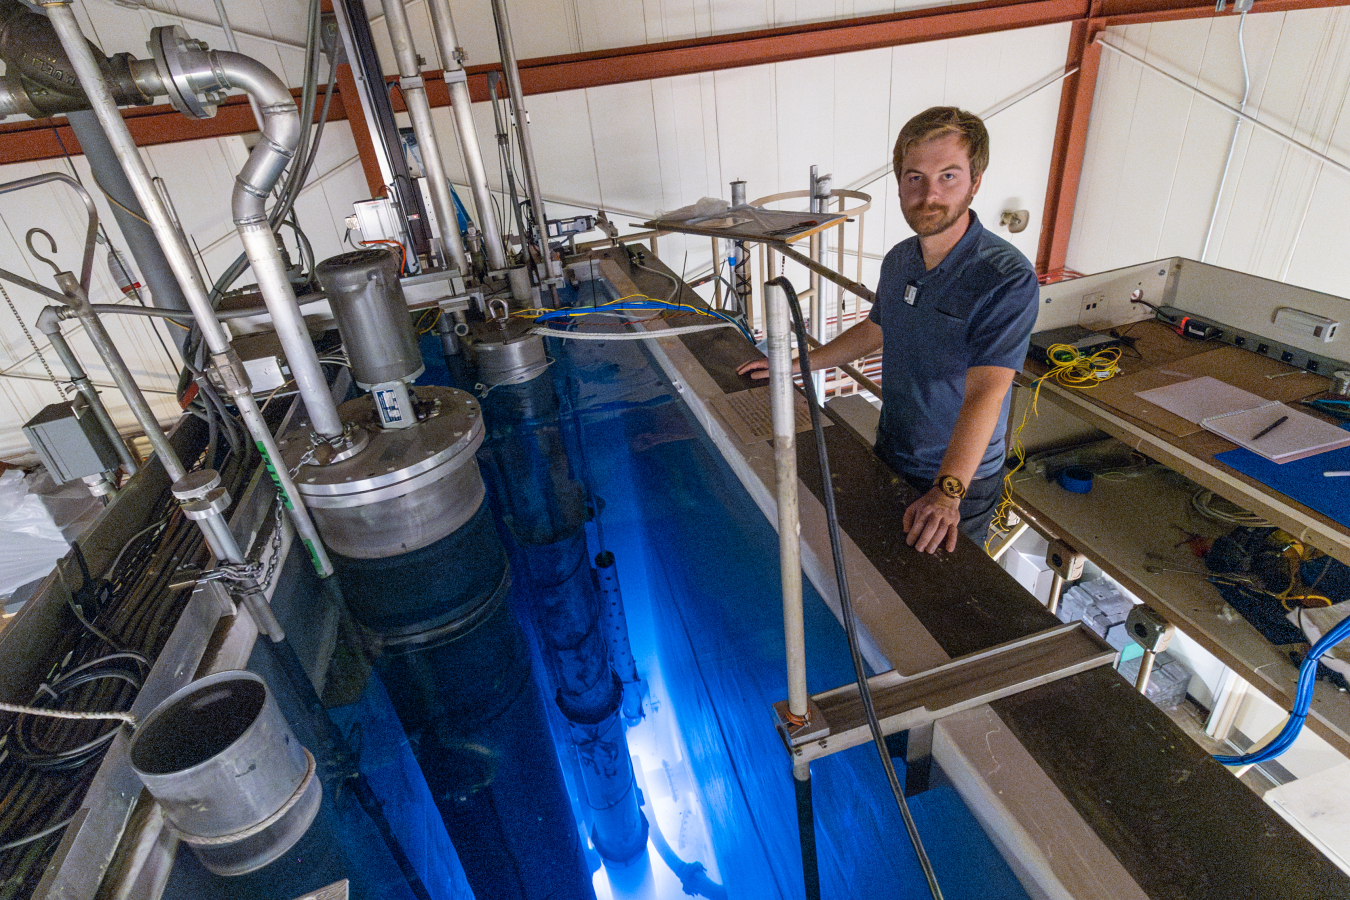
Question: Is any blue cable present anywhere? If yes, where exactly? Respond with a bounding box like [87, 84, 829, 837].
[1214, 609, 1350, 765]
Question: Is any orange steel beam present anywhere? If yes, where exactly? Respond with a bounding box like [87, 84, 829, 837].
[459, 0, 1089, 101]
[1037, 16, 1102, 275]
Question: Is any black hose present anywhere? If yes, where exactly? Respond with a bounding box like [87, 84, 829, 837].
[768, 276, 945, 900]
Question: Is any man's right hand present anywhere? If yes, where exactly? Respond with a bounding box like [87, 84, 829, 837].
[736, 358, 772, 380]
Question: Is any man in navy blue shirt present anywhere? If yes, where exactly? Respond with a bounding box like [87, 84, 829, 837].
[740, 107, 1039, 554]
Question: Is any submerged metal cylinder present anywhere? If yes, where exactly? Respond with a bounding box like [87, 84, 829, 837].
[128, 671, 321, 876]
[316, 248, 424, 388]
[295, 365, 594, 899]
[282, 386, 484, 559]
[466, 318, 549, 387]
[479, 369, 647, 866]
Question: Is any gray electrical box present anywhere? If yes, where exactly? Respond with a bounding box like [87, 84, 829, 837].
[22, 400, 123, 484]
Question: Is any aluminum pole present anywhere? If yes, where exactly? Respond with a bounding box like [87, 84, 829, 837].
[379, 0, 469, 273]
[423, 0, 508, 270]
[764, 279, 808, 720]
[44, 2, 332, 577]
[36, 306, 138, 474]
[488, 0, 558, 278]
[56, 273, 185, 481]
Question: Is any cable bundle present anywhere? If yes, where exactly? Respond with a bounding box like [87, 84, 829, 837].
[987, 344, 1123, 550]
[1215, 611, 1350, 766]
[0, 438, 243, 894]
[518, 292, 754, 343]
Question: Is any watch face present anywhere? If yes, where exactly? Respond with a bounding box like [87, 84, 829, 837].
[937, 475, 965, 499]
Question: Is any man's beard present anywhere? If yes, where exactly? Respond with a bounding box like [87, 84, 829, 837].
[903, 189, 974, 238]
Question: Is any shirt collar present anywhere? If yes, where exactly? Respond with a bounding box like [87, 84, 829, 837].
[913, 209, 984, 283]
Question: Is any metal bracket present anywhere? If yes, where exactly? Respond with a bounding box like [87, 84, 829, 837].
[209, 347, 253, 396]
[774, 622, 1115, 764]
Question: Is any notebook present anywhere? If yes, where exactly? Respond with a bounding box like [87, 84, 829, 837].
[1135, 376, 1350, 463]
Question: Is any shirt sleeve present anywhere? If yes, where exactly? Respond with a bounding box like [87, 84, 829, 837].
[967, 265, 1039, 371]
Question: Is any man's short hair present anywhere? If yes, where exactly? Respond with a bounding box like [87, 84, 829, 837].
[893, 107, 990, 181]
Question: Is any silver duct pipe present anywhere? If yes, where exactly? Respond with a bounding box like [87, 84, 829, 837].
[43, 5, 333, 578]
[379, 0, 469, 274]
[488, 0, 558, 279]
[217, 53, 345, 439]
[424, 0, 508, 271]
[146, 31, 345, 441]
[35, 305, 139, 474]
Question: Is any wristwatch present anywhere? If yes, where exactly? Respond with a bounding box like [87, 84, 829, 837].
[934, 474, 966, 500]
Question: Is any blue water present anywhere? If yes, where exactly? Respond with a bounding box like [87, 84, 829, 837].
[173, 316, 1033, 900]
[554, 326, 1031, 900]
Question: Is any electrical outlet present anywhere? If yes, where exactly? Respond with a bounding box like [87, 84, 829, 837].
[1274, 307, 1339, 343]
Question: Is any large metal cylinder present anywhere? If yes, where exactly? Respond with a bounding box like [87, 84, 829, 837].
[128, 670, 321, 876]
[282, 385, 484, 559]
[466, 318, 549, 387]
[316, 248, 424, 388]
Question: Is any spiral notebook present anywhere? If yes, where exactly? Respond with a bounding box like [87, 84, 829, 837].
[1136, 376, 1350, 463]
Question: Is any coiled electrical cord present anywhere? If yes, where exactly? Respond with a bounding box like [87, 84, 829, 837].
[769, 276, 944, 900]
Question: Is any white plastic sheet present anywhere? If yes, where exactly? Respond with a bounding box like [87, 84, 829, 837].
[0, 469, 72, 597]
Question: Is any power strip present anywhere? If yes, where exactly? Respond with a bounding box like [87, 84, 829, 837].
[1155, 306, 1347, 378]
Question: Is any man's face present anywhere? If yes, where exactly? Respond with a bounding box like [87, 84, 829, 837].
[898, 132, 982, 238]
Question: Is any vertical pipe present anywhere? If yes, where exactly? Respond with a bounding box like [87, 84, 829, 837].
[1135, 649, 1157, 694]
[794, 761, 821, 900]
[488, 0, 557, 278]
[36, 307, 138, 474]
[423, 0, 509, 271]
[43, 3, 333, 577]
[764, 280, 808, 720]
[379, 0, 469, 273]
[595, 550, 644, 722]
[56, 274, 186, 483]
[64, 109, 190, 356]
[476, 359, 646, 866]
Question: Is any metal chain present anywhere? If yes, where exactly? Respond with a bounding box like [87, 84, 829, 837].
[0, 280, 62, 391]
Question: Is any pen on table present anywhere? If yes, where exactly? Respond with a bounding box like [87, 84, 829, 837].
[1252, 415, 1288, 441]
[1325, 471, 1350, 477]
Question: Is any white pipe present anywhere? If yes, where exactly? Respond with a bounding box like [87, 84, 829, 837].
[380, 0, 470, 274]
[764, 280, 808, 719]
[424, 0, 509, 270]
[43, 2, 333, 577]
[1200, 11, 1250, 263]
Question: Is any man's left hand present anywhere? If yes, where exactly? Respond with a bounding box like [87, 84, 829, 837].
[903, 487, 962, 554]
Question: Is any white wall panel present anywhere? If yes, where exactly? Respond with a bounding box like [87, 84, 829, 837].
[1068, 9, 1350, 303]
[0, 13, 1070, 457]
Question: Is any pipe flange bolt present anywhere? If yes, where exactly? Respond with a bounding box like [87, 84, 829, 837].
[148, 25, 220, 120]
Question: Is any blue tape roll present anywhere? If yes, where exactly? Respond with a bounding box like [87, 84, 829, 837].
[1057, 466, 1094, 494]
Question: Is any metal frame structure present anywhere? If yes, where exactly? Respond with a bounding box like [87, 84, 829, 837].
[4, 0, 1350, 269]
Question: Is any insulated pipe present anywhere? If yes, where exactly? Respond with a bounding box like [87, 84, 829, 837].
[764, 280, 808, 720]
[423, 0, 508, 271]
[35, 306, 138, 474]
[43, 3, 332, 578]
[65, 109, 191, 352]
[488, 0, 558, 278]
[379, 0, 469, 274]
